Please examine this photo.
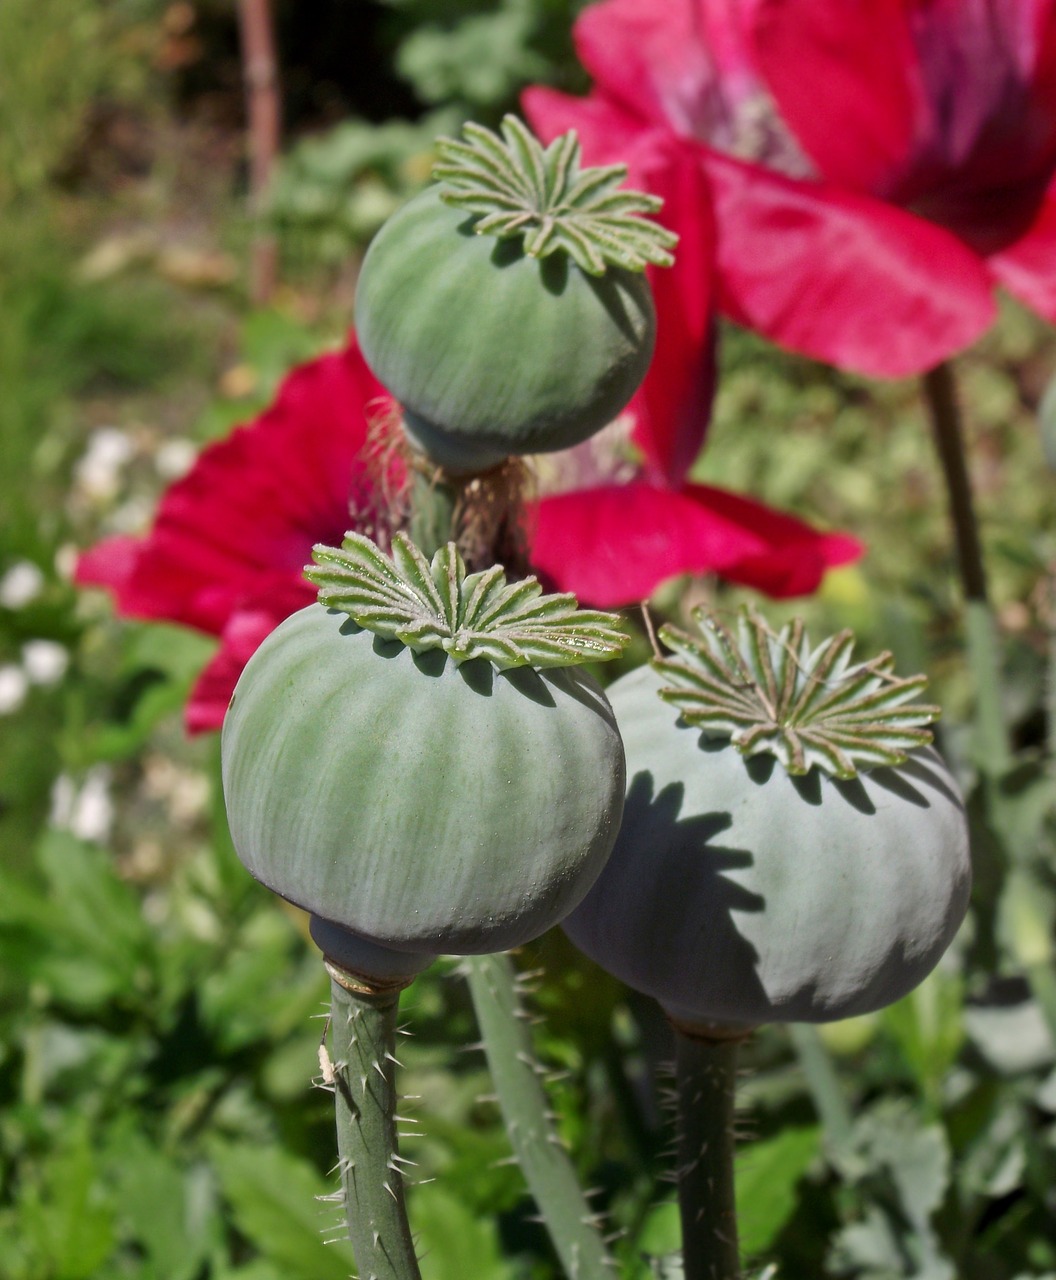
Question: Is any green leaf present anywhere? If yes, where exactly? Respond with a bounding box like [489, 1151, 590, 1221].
[881, 970, 965, 1106]
[16, 1132, 116, 1279]
[843, 1100, 951, 1230]
[408, 1183, 517, 1280]
[737, 1126, 820, 1256]
[210, 1142, 355, 1280]
[108, 1130, 216, 1280]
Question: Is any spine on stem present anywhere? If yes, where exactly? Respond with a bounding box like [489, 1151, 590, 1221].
[327, 964, 422, 1280]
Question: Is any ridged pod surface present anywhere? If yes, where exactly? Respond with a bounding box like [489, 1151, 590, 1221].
[221, 604, 625, 956]
[354, 186, 656, 472]
[563, 666, 972, 1025]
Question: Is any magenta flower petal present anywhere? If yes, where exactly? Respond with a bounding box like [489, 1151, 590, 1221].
[75, 340, 392, 635]
[75, 535, 145, 612]
[752, 0, 1056, 252]
[186, 589, 309, 733]
[749, 0, 922, 196]
[531, 481, 861, 608]
[571, 0, 764, 139]
[704, 149, 997, 377]
[989, 185, 1056, 320]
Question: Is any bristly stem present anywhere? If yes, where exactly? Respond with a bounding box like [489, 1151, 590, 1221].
[464, 953, 614, 1279]
[922, 361, 1012, 774]
[327, 967, 422, 1280]
[671, 1022, 742, 1280]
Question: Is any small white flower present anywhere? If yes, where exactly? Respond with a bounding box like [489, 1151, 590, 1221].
[0, 665, 28, 714]
[50, 765, 115, 843]
[156, 438, 197, 480]
[22, 640, 69, 686]
[0, 561, 45, 609]
[75, 427, 135, 501]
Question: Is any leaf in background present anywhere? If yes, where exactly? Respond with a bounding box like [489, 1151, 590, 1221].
[210, 1141, 354, 1280]
[9, 1131, 116, 1279]
[881, 971, 965, 1108]
[0, 832, 156, 1011]
[964, 980, 1056, 1074]
[199, 909, 325, 1054]
[853, 1101, 950, 1229]
[737, 1126, 820, 1256]
[107, 1129, 217, 1280]
[408, 1183, 518, 1280]
[828, 1206, 905, 1277]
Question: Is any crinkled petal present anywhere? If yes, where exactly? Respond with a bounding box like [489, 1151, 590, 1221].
[530, 480, 861, 608]
[75, 339, 393, 635]
[749, 0, 923, 195]
[705, 149, 997, 377]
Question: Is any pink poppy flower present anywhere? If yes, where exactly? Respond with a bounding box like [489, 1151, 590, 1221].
[77, 337, 858, 732]
[523, 0, 1056, 381]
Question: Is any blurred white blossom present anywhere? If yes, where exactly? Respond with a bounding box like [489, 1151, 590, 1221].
[0, 665, 29, 714]
[0, 560, 45, 609]
[75, 427, 135, 501]
[51, 765, 115, 844]
[22, 640, 69, 686]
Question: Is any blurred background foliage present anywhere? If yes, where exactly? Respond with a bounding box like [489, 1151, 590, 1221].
[1, 2, 1055, 1278]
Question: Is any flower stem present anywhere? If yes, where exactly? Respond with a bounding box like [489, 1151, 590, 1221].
[786, 1023, 854, 1156]
[671, 1020, 744, 1280]
[922, 362, 1012, 774]
[327, 963, 422, 1280]
[463, 953, 614, 1279]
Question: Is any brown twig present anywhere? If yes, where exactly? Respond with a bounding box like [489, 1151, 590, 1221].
[236, 0, 281, 303]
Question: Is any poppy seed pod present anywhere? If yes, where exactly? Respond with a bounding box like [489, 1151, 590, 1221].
[355, 116, 676, 473]
[563, 611, 972, 1026]
[221, 534, 628, 972]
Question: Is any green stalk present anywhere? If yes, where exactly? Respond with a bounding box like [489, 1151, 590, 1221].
[408, 465, 458, 564]
[921, 362, 1012, 775]
[464, 953, 614, 1279]
[408, 453, 603, 1273]
[327, 964, 422, 1280]
[786, 1023, 854, 1157]
[671, 1022, 743, 1280]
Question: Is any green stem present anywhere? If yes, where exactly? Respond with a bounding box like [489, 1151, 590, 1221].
[408, 465, 458, 561]
[464, 953, 614, 1279]
[921, 362, 1012, 774]
[786, 1023, 854, 1157]
[327, 966, 422, 1280]
[671, 1023, 742, 1280]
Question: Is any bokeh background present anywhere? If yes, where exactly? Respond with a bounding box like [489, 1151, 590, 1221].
[2, 2, 1055, 1277]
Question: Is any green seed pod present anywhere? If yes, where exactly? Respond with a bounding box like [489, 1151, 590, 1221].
[354, 116, 676, 473]
[563, 610, 972, 1026]
[221, 533, 628, 969]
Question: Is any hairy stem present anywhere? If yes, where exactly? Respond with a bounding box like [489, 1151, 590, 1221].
[672, 1022, 743, 1280]
[327, 965, 422, 1280]
[464, 953, 614, 1279]
[922, 362, 1012, 773]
